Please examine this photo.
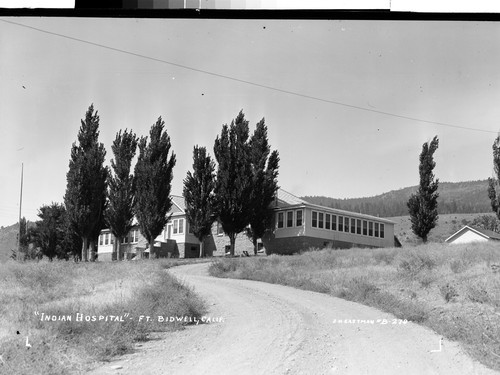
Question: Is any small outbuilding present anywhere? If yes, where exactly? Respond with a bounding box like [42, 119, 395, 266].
[445, 225, 500, 244]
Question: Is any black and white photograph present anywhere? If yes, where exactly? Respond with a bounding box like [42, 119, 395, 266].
[0, 2, 500, 374]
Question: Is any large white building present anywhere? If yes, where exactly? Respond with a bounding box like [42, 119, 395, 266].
[263, 189, 396, 254]
[97, 189, 397, 260]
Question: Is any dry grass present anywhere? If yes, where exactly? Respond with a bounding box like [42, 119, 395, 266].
[209, 242, 500, 372]
[0, 258, 207, 374]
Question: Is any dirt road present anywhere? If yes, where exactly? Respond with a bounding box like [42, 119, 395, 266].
[91, 263, 498, 375]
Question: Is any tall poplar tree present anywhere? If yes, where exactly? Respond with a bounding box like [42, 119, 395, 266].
[183, 146, 215, 257]
[64, 104, 108, 261]
[247, 119, 280, 254]
[487, 135, 500, 221]
[134, 117, 176, 254]
[106, 129, 138, 260]
[407, 136, 439, 243]
[213, 110, 253, 256]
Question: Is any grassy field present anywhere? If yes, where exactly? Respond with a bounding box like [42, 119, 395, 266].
[209, 242, 500, 371]
[0, 258, 208, 375]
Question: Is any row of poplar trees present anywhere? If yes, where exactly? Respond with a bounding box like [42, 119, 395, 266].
[64, 105, 279, 261]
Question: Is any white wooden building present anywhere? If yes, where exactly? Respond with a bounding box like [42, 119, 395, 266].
[445, 225, 500, 244]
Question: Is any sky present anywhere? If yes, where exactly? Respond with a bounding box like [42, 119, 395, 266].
[1, 16, 500, 227]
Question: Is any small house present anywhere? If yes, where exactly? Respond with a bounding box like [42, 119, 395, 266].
[445, 225, 500, 244]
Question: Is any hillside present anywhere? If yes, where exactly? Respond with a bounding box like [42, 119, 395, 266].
[302, 180, 491, 218]
[0, 223, 19, 263]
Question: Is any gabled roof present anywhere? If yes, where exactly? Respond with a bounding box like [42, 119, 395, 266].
[171, 195, 186, 214]
[445, 225, 500, 242]
[275, 188, 310, 207]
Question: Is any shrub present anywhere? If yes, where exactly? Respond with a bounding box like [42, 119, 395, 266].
[439, 283, 458, 303]
[398, 251, 436, 276]
[417, 269, 437, 288]
[372, 249, 397, 265]
[466, 281, 490, 304]
[338, 276, 380, 301]
[450, 259, 466, 274]
[208, 259, 238, 277]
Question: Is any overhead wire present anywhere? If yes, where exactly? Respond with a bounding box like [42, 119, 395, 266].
[0, 18, 497, 134]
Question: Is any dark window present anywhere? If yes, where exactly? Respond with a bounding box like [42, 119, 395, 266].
[380, 224, 385, 238]
[99, 235, 103, 246]
[369, 222, 373, 236]
[325, 214, 331, 230]
[110, 235, 114, 245]
[318, 212, 324, 229]
[312, 211, 318, 228]
[287, 211, 293, 227]
[338, 216, 343, 232]
[278, 212, 284, 228]
[345, 217, 349, 233]
[357, 219, 361, 235]
[363, 220, 367, 235]
[296, 210, 303, 226]
[375, 223, 379, 237]
[332, 215, 337, 230]
[351, 218, 356, 234]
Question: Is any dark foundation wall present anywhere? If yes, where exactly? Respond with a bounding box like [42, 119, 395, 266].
[179, 243, 201, 258]
[153, 240, 179, 258]
[203, 224, 256, 256]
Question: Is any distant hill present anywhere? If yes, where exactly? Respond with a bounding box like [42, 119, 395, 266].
[0, 223, 19, 263]
[302, 180, 491, 218]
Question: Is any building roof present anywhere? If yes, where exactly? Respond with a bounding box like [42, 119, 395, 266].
[171, 195, 186, 214]
[275, 188, 310, 207]
[273, 188, 395, 225]
[445, 225, 500, 243]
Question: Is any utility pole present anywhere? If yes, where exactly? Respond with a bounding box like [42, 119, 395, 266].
[17, 163, 23, 261]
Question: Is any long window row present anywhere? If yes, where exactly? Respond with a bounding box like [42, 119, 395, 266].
[99, 229, 139, 246]
[276, 209, 303, 229]
[311, 211, 385, 238]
